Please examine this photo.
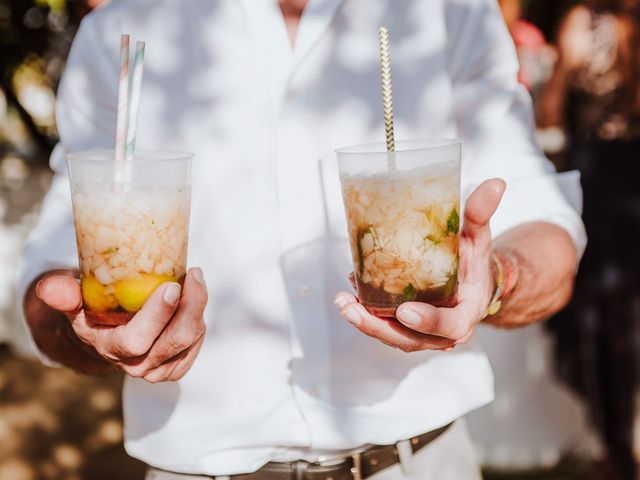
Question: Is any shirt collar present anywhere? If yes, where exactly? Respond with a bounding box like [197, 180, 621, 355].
[235, 0, 345, 70]
[293, 0, 345, 64]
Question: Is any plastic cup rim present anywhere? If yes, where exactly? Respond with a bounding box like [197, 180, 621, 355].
[67, 148, 194, 164]
[335, 138, 461, 155]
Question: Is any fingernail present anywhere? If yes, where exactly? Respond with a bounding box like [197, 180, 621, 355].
[191, 267, 206, 286]
[341, 308, 361, 326]
[397, 308, 421, 326]
[35, 279, 45, 298]
[333, 294, 348, 310]
[163, 283, 181, 304]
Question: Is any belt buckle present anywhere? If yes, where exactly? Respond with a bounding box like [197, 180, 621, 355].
[350, 450, 363, 480]
[316, 446, 369, 480]
[295, 460, 308, 480]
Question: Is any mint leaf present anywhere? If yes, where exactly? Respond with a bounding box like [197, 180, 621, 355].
[444, 265, 459, 299]
[402, 283, 418, 302]
[446, 208, 459, 236]
[357, 233, 365, 276]
[425, 234, 441, 246]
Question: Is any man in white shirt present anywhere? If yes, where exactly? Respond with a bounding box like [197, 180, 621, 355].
[19, 0, 586, 478]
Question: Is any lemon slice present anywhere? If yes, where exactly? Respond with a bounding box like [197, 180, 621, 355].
[113, 274, 177, 312]
[82, 275, 118, 312]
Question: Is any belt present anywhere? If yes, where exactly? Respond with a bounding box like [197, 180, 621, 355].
[155, 423, 452, 480]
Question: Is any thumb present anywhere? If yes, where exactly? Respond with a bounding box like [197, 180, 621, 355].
[462, 178, 506, 241]
[36, 275, 83, 316]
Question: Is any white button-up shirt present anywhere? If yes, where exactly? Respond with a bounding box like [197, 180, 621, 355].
[18, 0, 587, 475]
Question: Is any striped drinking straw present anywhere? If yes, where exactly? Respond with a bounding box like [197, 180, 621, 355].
[114, 34, 130, 183]
[378, 26, 396, 171]
[125, 41, 146, 163]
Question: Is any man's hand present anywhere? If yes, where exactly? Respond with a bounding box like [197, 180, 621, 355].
[34, 268, 208, 382]
[333, 179, 506, 352]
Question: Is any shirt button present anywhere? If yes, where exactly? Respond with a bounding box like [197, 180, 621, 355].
[298, 285, 313, 299]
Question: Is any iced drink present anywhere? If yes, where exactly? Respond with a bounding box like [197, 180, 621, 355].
[68, 150, 192, 325]
[336, 140, 461, 316]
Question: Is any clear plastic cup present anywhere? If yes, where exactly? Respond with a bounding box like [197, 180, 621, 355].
[67, 150, 192, 325]
[336, 139, 461, 317]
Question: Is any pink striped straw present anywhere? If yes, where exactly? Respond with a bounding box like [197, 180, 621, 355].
[114, 34, 130, 182]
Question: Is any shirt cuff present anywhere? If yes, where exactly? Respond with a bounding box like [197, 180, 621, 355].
[482, 170, 587, 263]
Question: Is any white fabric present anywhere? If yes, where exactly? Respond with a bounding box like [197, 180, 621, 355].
[145, 420, 481, 480]
[468, 324, 596, 470]
[17, 0, 586, 476]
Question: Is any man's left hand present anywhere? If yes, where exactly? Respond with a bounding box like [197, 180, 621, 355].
[333, 179, 506, 352]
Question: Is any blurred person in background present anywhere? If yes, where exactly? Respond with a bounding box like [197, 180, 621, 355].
[461, 3, 595, 478]
[498, 0, 556, 96]
[539, 1, 640, 478]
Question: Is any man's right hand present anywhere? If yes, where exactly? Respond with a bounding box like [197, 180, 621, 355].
[30, 267, 208, 383]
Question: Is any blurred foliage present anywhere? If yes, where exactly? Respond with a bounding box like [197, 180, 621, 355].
[36, 0, 66, 12]
[0, 0, 86, 165]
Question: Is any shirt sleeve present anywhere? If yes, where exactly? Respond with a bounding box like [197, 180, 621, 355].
[16, 14, 118, 361]
[446, 0, 587, 259]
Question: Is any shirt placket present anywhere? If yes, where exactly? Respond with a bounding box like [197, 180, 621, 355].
[238, 0, 348, 450]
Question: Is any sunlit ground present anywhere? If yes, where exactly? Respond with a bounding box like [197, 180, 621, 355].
[0, 345, 145, 480]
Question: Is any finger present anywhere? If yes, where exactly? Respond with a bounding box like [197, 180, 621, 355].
[340, 301, 455, 352]
[397, 278, 488, 340]
[63, 310, 99, 348]
[36, 275, 82, 316]
[120, 343, 187, 381]
[333, 291, 358, 310]
[462, 179, 506, 242]
[457, 329, 475, 344]
[126, 268, 208, 373]
[137, 346, 190, 383]
[395, 298, 478, 341]
[167, 333, 205, 381]
[142, 334, 205, 383]
[96, 282, 181, 360]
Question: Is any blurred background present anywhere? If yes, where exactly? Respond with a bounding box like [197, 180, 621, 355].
[2, 0, 640, 479]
